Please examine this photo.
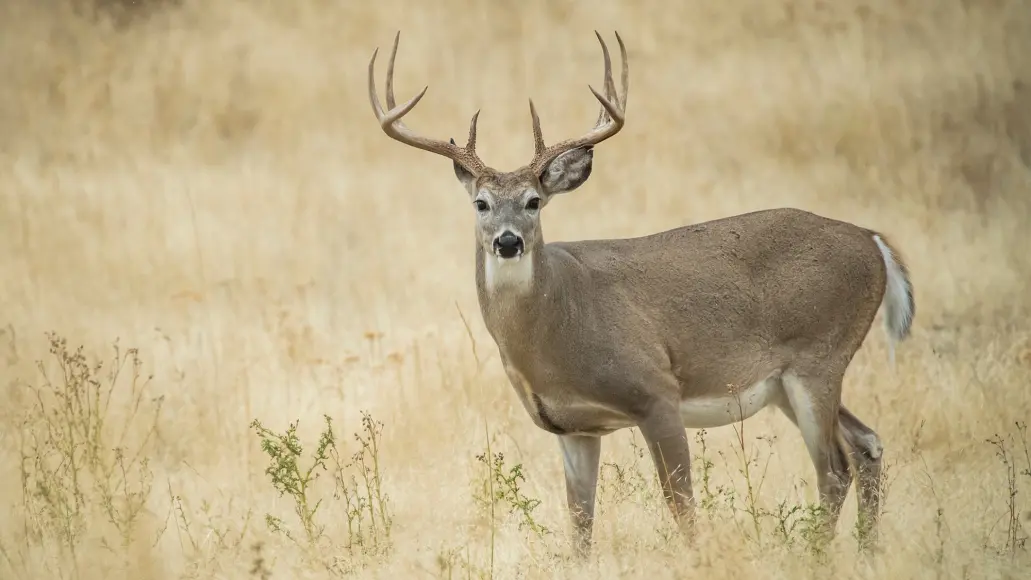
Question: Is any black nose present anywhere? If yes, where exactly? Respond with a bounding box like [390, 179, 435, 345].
[493, 231, 524, 258]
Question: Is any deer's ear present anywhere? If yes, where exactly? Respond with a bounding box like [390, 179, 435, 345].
[539, 146, 593, 196]
[451, 138, 477, 191]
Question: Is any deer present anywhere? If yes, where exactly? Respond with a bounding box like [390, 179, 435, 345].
[367, 31, 914, 557]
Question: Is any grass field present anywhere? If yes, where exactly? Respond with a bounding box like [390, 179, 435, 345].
[2, 0, 1030, 578]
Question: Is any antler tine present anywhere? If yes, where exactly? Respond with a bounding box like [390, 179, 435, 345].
[385, 32, 399, 110]
[616, 31, 629, 111]
[528, 99, 546, 156]
[529, 31, 629, 175]
[368, 32, 486, 174]
[466, 110, 480, 151]
[594, 31, 616, 127]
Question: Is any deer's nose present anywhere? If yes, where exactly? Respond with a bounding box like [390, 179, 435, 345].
[493, 231, 524, 259]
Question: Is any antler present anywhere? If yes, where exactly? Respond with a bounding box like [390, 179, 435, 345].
[368, 33, 487, 175]
[528, 31, 629, 175]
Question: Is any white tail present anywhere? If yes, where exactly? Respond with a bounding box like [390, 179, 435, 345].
[872, 233, 915, 365]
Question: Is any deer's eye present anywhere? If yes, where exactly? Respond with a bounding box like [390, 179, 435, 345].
[525, 197, 541, 211]
[474, 199, 489, 212]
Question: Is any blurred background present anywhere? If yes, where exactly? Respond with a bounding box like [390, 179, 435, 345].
[1, 0, 1029, 578]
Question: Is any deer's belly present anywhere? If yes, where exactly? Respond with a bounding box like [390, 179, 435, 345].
[678, 371, 782, 428]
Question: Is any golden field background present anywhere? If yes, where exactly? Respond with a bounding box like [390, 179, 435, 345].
[2, 0, 1031, 578]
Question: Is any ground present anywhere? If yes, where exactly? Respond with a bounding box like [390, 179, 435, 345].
[1, 0, 1030, 578]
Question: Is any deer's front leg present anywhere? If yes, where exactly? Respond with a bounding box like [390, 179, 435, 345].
[638, 404, 696, 539]
[558, 434, 601, 558]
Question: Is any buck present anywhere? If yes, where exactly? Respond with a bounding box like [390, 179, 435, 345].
[368, 31, 914, 556]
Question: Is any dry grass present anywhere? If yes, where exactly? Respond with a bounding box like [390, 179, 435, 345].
[2, 0, 1031, 578]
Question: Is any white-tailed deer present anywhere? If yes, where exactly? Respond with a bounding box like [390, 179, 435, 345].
[368, 31, 914, 556]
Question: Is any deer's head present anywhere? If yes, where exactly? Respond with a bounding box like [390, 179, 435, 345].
[368, 32, 629, 262]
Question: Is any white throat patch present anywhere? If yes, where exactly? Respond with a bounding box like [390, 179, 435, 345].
[485, 252, 534, 294]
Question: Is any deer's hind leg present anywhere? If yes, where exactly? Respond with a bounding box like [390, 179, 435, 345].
[838, 404, 885, 547]
[778, 370, 854, 539]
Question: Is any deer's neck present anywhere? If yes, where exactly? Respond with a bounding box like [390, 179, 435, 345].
[475, 241, 556, 350]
